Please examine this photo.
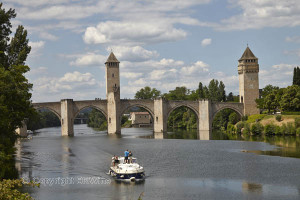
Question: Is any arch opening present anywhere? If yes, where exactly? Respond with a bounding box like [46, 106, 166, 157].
[166, 106, 199, 139]
[120, 105, 154, 136]
[73, 106, 107, 135]
[27, 107, 61, 135]
[212, 108, 242, 136]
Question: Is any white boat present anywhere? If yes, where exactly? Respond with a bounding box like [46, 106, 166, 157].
[109, 156, 145, 182]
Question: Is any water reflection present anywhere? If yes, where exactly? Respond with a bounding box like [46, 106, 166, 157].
[242, 182, 262, 194]
[212, 131, 300, 159]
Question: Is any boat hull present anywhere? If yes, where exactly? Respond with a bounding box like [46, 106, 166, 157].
[109, 169, 145, 181]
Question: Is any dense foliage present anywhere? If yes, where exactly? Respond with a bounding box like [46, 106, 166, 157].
[27, 111, 61, 131]
[256, 84, 300, 112]
[0, 179, 39, 200]
[293, 66, 300, 86]
[135, 86, 161, 99]
[0, 3, 35, 180]
[87, 109, 107, 130]
[0, 3, 37, 199]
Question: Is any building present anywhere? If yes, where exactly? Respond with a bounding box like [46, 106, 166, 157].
[130, 112, 152, 127]
[238, 46, 260, 115]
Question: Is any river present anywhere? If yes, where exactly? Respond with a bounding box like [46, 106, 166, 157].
[16, 124, 300, 200]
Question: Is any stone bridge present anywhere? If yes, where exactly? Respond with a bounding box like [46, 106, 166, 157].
[16, 48, 260, 139]
[30, 98, 244, 139]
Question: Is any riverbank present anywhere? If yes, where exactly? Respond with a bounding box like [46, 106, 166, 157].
[235, 114, 300, 136]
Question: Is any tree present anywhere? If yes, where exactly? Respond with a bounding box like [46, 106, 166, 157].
[280, 85, 300, 111]
[256, 84, 280, 111]
[198, 82, 205, 99]
[0, 3, 34, 179]
[293, 66, 300, 86]
[164, 86, 188, 100]
[218, 81, 226, 102]
[227, 92, 234, 102]
[135, 86, 161, 100]
[88, 109, 107, 129]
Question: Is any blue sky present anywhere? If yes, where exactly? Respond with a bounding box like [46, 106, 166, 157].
[3, 0, 300, 102]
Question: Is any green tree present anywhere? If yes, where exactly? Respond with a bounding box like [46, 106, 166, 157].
[198, 82, 205, 99]
[0, 3, 34, 179]
[218, 81, 226, 102]
[293, 66, 300, 86]
[256, 84, 280, 111]
[164, 86, 188, 100]
[135, 86, 161, 99]
[227, 92, 234, 102]
[88, 109, 107, 130]
[280, 85, 300, 111]
[228, 112, 239, 125]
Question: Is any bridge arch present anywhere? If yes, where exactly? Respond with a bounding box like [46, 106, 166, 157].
[167, 104, 199, 121]
[34, 106, 61, 120]
[73, 105, 108, 121]
[120, 104, 154, 118]
[212, 106, 243, 120]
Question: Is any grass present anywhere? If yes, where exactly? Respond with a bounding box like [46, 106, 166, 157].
[245, 114, 300, 127]
[246, 114, 267, 123]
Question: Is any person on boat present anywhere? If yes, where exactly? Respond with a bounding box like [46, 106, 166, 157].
[112, 155, 119, 166]
[115, 156, 119, 165]
[129, 151, 133, 163]
[124, 150, 129, 163]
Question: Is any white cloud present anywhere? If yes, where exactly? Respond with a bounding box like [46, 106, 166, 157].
[70, 53, 107, 67]
[181, 61, 209, 75]
[121, 72, 143, 79]
[107, 46, 159, 62]
[84, 21, 187, 45]
[28, 41, 45, 57]
[260, 64, 295, 88]
[31, 71, 102, 101]
[39, 32, 58, 41]
[214, 0, 300, 31]
[201, 38, 212, 46]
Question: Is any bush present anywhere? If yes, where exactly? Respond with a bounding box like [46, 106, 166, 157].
[297, 128, 300, 136]
[241, 115, 248, 121]
[227, 123, 236, 134]
[275, 125, 282, 135]
[286, 122, 296, 135]
[0, 179, 39, 200]
[251, 123, 264, 135]
[295, 117, 300, 129]
[243, 122, 251, 135]
[281, 123, 287, 135]
[264, 124, 277, 135]
[236, 121, 244, 134]
[275, 115, 282, 122]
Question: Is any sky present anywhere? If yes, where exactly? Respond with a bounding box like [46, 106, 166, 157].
[3, 0, 300, 102]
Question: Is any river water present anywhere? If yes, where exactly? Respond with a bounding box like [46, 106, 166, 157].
[16, 124, 300, 200]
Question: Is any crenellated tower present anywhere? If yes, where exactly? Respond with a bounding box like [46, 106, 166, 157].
[105, 52, 121, 134]
[238, 46, 260, 115]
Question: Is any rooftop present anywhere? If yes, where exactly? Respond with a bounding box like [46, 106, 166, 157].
[106, 52, 120, 63]
[239, 46, 257, 60]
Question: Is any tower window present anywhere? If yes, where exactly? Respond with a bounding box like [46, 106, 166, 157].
[112, 73, 114, 77]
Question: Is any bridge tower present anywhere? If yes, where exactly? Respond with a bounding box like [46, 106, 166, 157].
[105, 52, 121, 134]
[238, 46, 260, 115]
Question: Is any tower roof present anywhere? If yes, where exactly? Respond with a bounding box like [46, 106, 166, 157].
[239, 46, 257, 60]
[106, 52, 119, 63]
